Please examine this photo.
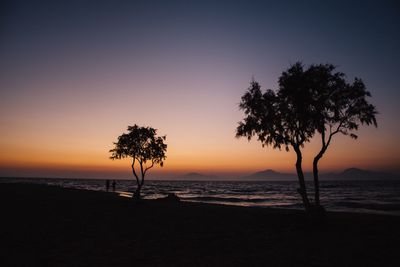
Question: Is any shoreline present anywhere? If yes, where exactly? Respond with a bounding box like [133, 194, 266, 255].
[2, 177, 400, 217]
[1, 183, 399, 266]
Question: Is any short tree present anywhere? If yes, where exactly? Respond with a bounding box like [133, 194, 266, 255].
[110, 125, 167, 200]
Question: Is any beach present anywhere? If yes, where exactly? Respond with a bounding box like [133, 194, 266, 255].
[1, 183, 399, 267]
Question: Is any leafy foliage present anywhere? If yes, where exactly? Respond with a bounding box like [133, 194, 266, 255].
[237, 63, 316, 151]
[306, 63, 377, 141]
[110, 125, 167, 167]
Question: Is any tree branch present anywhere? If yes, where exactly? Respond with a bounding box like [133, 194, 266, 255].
[326, 119, 344, 149]
[139, 159, 145, 186]
[321, 127, 326, 148]
[144, 161, 155, 176]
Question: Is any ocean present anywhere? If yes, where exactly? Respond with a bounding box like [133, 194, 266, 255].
[2, 178, 400, 216]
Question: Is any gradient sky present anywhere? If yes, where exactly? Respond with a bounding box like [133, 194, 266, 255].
[1, 0, 399, 179]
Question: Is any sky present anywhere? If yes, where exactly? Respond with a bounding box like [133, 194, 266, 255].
[1, 0, 399, 179]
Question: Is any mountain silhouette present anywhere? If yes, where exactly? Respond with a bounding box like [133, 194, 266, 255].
[176, 168, 399, 181]
[244, 168, 399, 181]
[321, 168, 400, 180]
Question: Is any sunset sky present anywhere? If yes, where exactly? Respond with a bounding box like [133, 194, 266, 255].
[1, 0, 399, 179]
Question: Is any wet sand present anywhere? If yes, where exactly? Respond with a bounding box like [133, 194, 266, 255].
[1, 183, 399, 266]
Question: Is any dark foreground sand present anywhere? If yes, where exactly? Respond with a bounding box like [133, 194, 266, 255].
[1, 183, 399, 267]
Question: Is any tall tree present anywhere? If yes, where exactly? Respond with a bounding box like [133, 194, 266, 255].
[237, 62, 378, 212]
[306, 64, 378, 206]
[236, 65, 316, 210]
[110, 125, 167, 200]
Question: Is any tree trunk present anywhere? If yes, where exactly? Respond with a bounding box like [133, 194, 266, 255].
[313, 136, 330, 208]
[293, 144, 310, 211]
[313, 154, 322, 206]
[131, 162, 141, 200]
[133, 184, 142, 200]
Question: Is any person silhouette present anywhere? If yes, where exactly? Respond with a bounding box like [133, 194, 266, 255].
[112, 180, 116, 192]
[105, 179, 110, 192]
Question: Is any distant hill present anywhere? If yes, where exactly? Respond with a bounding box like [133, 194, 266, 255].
[176, 168, 399, 181]
[321, 168, 400, 180]
[244, 168, 400, 181]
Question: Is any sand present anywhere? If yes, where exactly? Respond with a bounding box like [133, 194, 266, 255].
[1, 182, 399, 266]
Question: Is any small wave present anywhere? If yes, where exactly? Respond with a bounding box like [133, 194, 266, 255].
[335, 201, 400, 211]
[181, 196, 272, 203]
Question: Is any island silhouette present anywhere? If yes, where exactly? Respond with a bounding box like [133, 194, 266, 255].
[174, 168, 400, 181]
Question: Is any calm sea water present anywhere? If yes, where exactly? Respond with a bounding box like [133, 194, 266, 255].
[2, 178, 400, 216]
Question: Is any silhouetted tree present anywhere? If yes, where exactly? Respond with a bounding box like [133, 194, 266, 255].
[306, 64, 377, 206]
[237, 62, 378, 212]
[110, 125, 167, 200]
[236, 65, 316, 210]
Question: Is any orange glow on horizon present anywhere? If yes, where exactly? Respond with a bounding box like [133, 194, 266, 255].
[0, 68, 398, 178]
[1, 125, 399, 178]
